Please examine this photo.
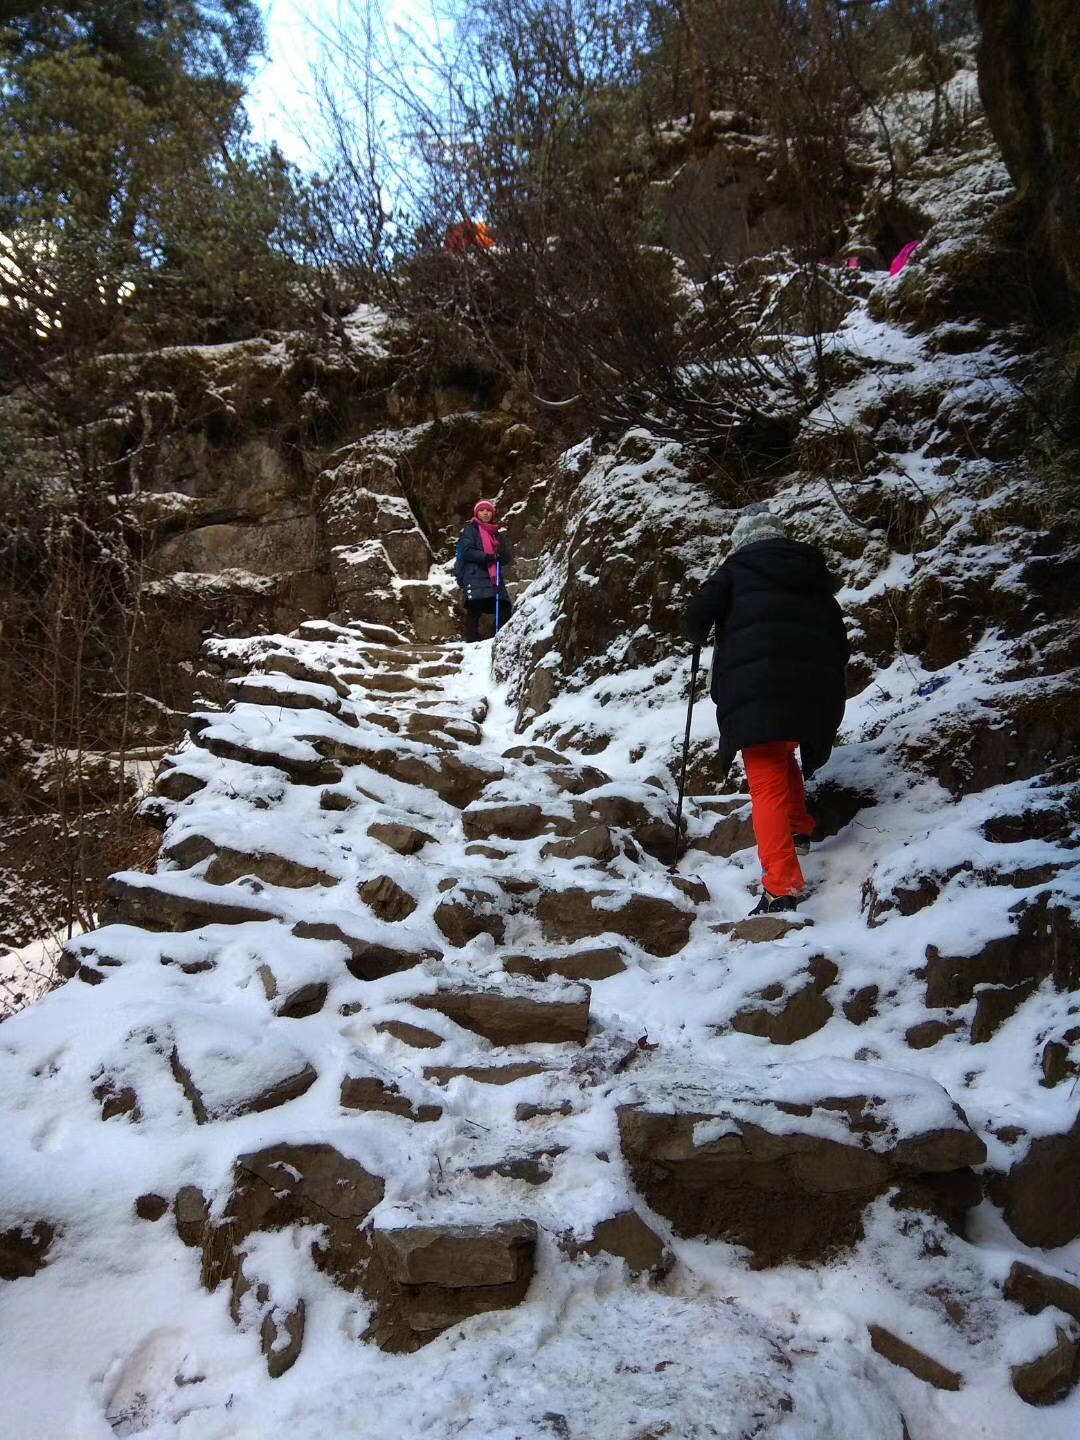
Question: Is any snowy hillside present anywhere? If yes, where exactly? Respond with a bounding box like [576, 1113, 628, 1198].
[3, 62, 1080, 1440]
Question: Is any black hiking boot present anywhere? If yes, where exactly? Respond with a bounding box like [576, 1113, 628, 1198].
[793, 833, 812, 856]
[748, 891, 799, 917]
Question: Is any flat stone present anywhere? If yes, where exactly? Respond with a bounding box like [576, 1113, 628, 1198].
[463, 802, 568, 842]
[843, 985, 880, 1025]
[316, 741, 500, 808]
[411, 983, 590, 1046]
[583, 793, 676, 861]
[925, 896, 1080, 1008]
[367, 822, 434, 854]
[202, 846, 336, 889]
[134, 1194, 169, 1222]
[720, 914, 811, 944]
[261, 652, 350, 697]
[102, 875, 278, 931]
[424, 1063, 548, 1086]
[1004, 1262, 1080, 1323]
[292, 921, 431, 980]
[1011, 1327, 1080, 1407]
[190, 724, 342, 786]
[262, 1295, 306, 1379]
[905, 1018, 962, 1049]
[376, 1020, 444, 1048]
[540, 826, 616, 863]
[869, 1326, 963, 1391]
[504, 946, 627, 983]
[729, 958, 837, 1045]
[170, 1038, 317, 1123]
[469, 1150, 565, 1185]
[154, 766, 206, 801]
[536, 887, 693, 958]
[230, 676, 350, 718]
[971, 979, 1038, 1043]
[570, 1211, 674, 1279]
[693, 809, 755, 857]
[374, 1220, 537, 1287]
[339, 1075, 441, 1122]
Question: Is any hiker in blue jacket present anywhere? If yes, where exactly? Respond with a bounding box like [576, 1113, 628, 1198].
[455, 499, 514, 643]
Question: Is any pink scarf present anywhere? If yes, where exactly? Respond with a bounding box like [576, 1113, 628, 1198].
[476, 518, 501, 584]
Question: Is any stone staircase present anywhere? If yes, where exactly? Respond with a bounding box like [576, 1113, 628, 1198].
[41, 619, 1053, 1406]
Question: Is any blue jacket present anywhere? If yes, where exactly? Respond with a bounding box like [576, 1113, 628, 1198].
[456, 520, 513, 601]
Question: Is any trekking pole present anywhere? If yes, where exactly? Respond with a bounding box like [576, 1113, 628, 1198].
[670, 646, 701, 870]
[494, 559, 501, 634]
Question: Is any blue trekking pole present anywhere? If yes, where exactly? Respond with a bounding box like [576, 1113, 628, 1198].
[494, 559, 501, 634]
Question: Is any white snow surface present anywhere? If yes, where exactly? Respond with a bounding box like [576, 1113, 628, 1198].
[1, 603, 1077, 1438]
[3, 288, 1080, 1436]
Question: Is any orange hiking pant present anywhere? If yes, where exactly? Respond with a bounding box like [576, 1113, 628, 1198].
[742, 741, 815, 898]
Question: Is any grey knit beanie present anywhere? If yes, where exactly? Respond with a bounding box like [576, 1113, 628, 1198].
[730, 507, 788, 552]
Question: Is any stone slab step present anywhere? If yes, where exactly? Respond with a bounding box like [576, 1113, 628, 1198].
[410, 981, 590, 1046]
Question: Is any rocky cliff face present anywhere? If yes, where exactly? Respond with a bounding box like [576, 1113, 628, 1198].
[975, 0, 1080, 315]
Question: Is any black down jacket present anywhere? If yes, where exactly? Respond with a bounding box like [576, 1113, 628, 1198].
[685, 537, 849, 778]
[456, 519, 514, 602]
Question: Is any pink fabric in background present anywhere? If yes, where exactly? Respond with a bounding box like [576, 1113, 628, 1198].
[890, 240, 921, 275]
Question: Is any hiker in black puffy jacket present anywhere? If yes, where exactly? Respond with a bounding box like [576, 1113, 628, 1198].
[456, 498, 514, 642]
[685, 507, 848, 917]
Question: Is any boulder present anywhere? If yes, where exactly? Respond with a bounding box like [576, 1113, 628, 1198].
[990, 1114, 1080, 1248]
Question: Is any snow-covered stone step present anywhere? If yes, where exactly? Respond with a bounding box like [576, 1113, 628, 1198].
[186, 714, 344, 786]
[102, 872, 281, 931]
[618, 1057, 987, 1266]
[228, 673, 359, 724]
[363, 1218, 537, 1353]
[409, 977, 590, 1046]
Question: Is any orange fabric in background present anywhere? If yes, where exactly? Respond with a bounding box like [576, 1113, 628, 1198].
[742, 740, 816, 898]
[443, 221, 495, 254]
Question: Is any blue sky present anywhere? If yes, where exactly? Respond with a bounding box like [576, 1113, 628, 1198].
[247, 1, 326, 165]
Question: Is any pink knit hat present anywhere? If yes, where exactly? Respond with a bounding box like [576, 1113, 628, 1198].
[473, 499, 496, 519]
